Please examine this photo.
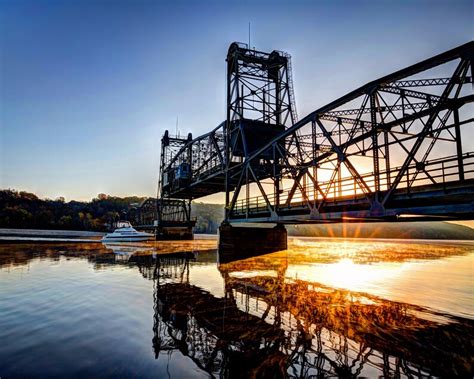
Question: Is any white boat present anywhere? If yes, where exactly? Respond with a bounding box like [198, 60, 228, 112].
[102, 221, 154, 242]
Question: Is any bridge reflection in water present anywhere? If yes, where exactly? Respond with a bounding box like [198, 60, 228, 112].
[118, 244, 473, 378]
[2, 242, 471, 377]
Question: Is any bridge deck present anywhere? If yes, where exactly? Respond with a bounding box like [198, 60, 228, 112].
[229, 178, 474, 223]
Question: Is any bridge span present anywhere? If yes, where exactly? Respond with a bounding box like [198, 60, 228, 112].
[152, 41, 474, 247]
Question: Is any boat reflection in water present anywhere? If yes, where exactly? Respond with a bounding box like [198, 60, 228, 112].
[119, 242, 472, 378]
[1, 239, 473, 378]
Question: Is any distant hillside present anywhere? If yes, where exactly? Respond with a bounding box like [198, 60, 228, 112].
[287, 222, 474, 240]
[191, 202, 224, 234]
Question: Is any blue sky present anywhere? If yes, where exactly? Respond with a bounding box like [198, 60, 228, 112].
[1, 0, 473, 201]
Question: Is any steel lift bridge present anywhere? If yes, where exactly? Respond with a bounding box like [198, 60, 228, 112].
[156, 41, 474, 247]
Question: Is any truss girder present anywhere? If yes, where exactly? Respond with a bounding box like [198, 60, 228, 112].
[155, 41, 474, 224]
[387, 76, 471, 88]
[225, 41, 474, 222]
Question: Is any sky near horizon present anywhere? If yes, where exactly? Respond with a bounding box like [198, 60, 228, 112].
[1, 0, 473, 203]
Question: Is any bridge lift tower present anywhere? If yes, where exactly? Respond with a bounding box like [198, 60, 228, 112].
[155, 131, 196, 240]
[156, 42, 300, 245]
[220, 42, 300, 252]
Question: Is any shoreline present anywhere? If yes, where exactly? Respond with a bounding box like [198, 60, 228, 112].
[0, 237, 102, 244]
[0, 228, 473, 245]
[0, 228, 104, 244]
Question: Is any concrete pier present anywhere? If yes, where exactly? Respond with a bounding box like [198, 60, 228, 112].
[156, 225, 194, 240]
[218, 223, 287, 260]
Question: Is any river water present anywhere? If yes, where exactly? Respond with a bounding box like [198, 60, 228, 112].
[0, 237, 473, 378]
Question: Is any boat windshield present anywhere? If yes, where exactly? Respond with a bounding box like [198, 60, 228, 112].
[115, 221, 132, 228]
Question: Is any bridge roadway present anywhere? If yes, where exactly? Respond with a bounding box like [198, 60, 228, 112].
[230, 155, 474, 223]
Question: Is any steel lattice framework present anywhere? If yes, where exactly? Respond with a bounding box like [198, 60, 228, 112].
[154, 131, 196, 231]
[158, 41, 474, 224]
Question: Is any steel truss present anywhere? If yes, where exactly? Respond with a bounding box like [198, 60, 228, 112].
[154, 131, 196, 228]
[227, 41, 474, 222]
[160, 124, 226, 199]
[156, 198, 192, 225]
[136, 197, 157, 226]
[158, 41, 474, 224]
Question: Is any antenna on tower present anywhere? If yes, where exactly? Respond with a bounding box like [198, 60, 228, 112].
[175, 116, 179, 137]
[248, 22, 251, 49]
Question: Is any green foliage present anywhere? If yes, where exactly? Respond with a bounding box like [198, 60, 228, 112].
[0, 206, 33, 228]
[0, 189, 147, 231]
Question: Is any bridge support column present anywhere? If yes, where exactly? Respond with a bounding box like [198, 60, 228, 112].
[218, 223, 287, 259]
[155, 225, 194, 240]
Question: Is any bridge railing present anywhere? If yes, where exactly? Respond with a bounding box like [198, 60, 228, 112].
[231, 152, 474, 217]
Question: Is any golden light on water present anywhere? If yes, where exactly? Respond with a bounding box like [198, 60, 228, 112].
[286, 256, 407, 295]
[308, 257, 403, 291]
[221, 238, 474, 317]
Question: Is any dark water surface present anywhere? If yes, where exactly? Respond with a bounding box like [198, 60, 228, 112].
[0, 237, 473, 378]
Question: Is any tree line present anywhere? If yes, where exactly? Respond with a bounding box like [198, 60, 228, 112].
[0, 189, 225, 234]
[0, 190, 146, 231]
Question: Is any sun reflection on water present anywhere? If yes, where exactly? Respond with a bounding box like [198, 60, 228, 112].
[223, 238, 474, 318]
[291, 256, 406, 293]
